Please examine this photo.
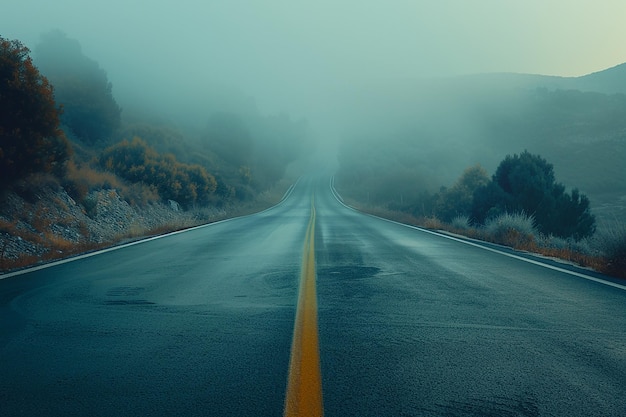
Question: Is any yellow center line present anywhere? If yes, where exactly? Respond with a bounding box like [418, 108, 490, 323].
[284, 195, 323, 417]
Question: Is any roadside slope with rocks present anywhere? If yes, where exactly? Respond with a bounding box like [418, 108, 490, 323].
[0, 184, 230, 273]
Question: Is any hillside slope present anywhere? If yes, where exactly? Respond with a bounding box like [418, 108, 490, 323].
[0, 182, 224, 272]
[335, 62, 626, 229]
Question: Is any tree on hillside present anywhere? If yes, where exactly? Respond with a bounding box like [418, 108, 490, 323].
[436, 165, 490, 222]
[471, 151, 595, 240]
[35, 30, 120, 144]
[0, 37, 71, 185]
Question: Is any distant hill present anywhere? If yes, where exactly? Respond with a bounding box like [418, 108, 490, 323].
[573, 62, 626, 94]
[457, 62, 626, 95]
[335, 62, 626, 229]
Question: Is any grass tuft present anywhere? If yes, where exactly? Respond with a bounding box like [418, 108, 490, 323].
[484, 212, 537, 249]
[450, 215, 471, 231]
[594, 221, 626, 277]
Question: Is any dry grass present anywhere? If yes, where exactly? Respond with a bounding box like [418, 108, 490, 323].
[0, 218, 18, 234]
[3, 206, 217, 273]
[535, 246, 606, 271]
[3, 186, 621, 279]
[483, 228, 536, 250]
[64, 160, 123, 201]
[64, 160, 159, 207]
[595, 222, 626, 278]
[422, 217, 445, 230]
[0, 232, 108, 272]
[0, 253, 42, 271]
[43, 232, 75, 252]
[348, 202, 622, 280]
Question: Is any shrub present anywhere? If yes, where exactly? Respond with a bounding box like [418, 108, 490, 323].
[423, 216, 445, 229]
[472, 151, 595, 240]
[484, 212, 537, 248]
[100, 137, 216, 207]
[63, 159, 122, 201]
[437, 165, 489, 222]
[450, 215, 471, 230]
[595, 222, 626, 277]
[116, 123, 187, 157]
[536, 234, 593, 256]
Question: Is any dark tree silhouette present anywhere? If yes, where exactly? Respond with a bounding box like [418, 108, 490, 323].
[436, 165, 490, 222]
[471, 151, 595, 239]
[35, 30, 121, 144]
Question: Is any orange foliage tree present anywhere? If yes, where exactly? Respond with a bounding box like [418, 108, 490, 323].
[100, 137, 217, 207]
[0, 37, 71, 185]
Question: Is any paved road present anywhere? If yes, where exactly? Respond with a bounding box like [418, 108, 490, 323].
[1, 176, 625, 416]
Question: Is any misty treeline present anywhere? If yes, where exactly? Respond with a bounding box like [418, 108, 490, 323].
[335, 76, 626, 241]
[338, 76, 626, 198]
[35, 30, 121, 144]
[1, 32, 310, 208]
[339, 148, 594, 239]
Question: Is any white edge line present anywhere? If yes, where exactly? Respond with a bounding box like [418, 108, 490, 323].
[329, 177, 626, 292]
[0, 179, 301, 280]
[0, 217, 232, 280]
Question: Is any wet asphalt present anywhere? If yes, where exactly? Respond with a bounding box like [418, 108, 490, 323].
[1, 176, 625, 416]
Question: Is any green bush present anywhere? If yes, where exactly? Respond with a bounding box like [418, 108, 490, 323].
[595, 222, 626, 277]
[472, 151, 595, 240]
[437, 165, 490, 222]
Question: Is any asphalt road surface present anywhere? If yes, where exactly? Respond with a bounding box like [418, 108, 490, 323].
[1, 176, 625, 416]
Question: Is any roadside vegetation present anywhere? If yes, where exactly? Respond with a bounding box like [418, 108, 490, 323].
[0, 173, 291, 272]
[337, 151, 626, 279]
[1, 33, 308, 271]
[2, 31, 625, 277]
[344, 201, 624, 278]
[335, 73, 626, 279]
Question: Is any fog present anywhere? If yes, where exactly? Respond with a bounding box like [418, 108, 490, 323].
[3, 1, 626, 187]
[4, 2, 625, 119]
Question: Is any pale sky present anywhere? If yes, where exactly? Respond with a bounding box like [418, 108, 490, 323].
[3, 0, 626, 121]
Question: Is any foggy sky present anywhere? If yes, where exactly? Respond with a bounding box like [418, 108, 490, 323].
[3, 0, 626, 128]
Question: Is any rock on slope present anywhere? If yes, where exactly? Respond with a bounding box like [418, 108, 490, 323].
[0, 184, 225, 271]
